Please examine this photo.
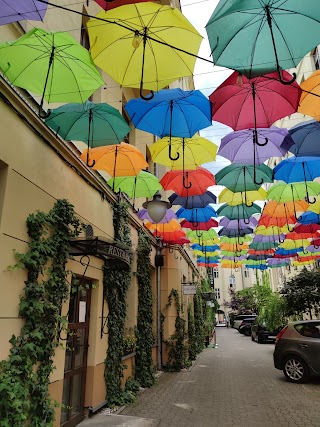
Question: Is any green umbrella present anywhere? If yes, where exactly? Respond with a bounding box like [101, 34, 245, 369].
[216, 203, 261, 222]
[249, 242, 278, 251]
[221, 250, 247, 256]
[215, 164, 273, 194]
[186, 229, 218, 241]
[267, 182, 320, 203]
[219, 235, 251, 244]
[107, 171, 162, 207]
[0, 28, 104, 115]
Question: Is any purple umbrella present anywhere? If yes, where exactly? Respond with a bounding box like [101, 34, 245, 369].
[222, 255, 247, 261]
[268, 258, 291, 266]
[306, 245, 320, 253]
[0, 0, 48, 25]
[253, 234, 285, 243]
[218, 127, 294, 165]
[219, 217, 258, 229]
[137, 208, 177, 224]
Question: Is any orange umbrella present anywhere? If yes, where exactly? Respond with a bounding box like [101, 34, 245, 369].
[145, 219, 181, 233]
[160, 167, 215, 197]
[81, 142, 148, 176]
[220, 243, 249, 251]
[298, 71, 320, 121]
[263, 200, 309, 219]
[258, 214, 296, 227]
[155, 229, 187, 241]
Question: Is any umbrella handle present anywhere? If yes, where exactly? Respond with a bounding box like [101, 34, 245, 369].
[183, 172, 192, 189]
[140, 87, 155, 101]
[195, 229, 202, 238]
[279, 235, 285, 244]
[86, 149, 96, 168]
[139, 28, 155, 101]
[255, 137, 268, 147]
[168, 143, 180, 161]
[278, 71, 296, 85]
[306, 196, 317, 204]
[303, 248, 309, 255]
[243, 217, 250, 225]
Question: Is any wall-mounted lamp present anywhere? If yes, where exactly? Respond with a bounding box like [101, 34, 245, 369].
[142, 191, 171, 224]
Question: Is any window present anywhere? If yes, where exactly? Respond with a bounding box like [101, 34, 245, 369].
[295, 322, 320, 339]
[213, 267, 219, 278]
[244, 268, 250, 278]
[312, 47, 320, 70]
[214, 288, 220, 299]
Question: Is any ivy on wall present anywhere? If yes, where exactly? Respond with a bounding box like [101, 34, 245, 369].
[103, 201, 133, 406]
[135, 229, 155, 387]
[194, 286, 206, 353]
[0, 199, 82, 427]
[187, 304, 197, 361]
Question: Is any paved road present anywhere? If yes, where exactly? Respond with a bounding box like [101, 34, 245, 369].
[120, 327, 320, 427]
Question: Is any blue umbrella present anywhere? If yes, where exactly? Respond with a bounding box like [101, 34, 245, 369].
[176, 206, 217, 223]
[273, 157, 320, 183]
[289, 120, 320, 157]
[169, 191, 216, 208]
[246, 264, 267, 270]
[191, 244, 220, 252]
[298, 211, 320, 225]
[275, 248, 301, 256]
[125, 88, 211, 139]
[218, 227, 253, 237]
[197, 257, 220, 263]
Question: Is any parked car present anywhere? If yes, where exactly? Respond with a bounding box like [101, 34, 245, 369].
[239, 318, 256, 336]
[251, 319, 282, 343]
[274, 320, 320, 383]
[233, 314, 257, 330]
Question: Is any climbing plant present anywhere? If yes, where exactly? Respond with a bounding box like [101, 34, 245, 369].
[135, 229, 155, 387]
[187, 304, 197, 361]
[194, 286, 206, 353]
[0, 199, 82, 427]
[103, 201, 133, 406]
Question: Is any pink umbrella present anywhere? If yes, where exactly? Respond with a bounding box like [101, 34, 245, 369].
[94, 0, 149, 11]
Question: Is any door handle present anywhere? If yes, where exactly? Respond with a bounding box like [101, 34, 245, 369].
[299, 344, 308, 348]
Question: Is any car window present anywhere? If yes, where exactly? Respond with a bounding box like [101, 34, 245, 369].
[294, 322, 320, 339]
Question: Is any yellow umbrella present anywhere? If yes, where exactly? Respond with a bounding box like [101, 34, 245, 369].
[189, 237, 220, 245]
[149, 136, 217, 170]
[307, 199, 320, 214]
[193, 250, 220, 257]
[219, 188, 267, 206]
[87, 3, 202, 96]
[255, 225, 292, 236]
[298, 71, 320, 120]
[292, 260, 314, 267]
[279, 239, 311, 250]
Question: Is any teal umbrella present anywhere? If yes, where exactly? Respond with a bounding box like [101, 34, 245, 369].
[206, 0, 320, 83]
[216, 203, 261, 222]
[45, 101, 130, 165]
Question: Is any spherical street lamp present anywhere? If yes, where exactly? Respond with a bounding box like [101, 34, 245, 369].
[142, 191, 172, 224]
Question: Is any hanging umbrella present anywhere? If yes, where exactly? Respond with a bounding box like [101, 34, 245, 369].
[307, 200, 320, 214]
[124, 88, 212, 139]
[247, 254, 270, 261]
[263, 201, 309, 221]
[137, 208, 177, 224]
[246, 264, 267, 270]
[186, 229, 218, 241]
[0, 28, 104, 115]
[220, 217, 258, 229]
[0, 0, 48, 25]
[169, 191, 216, 209]
[220, 235, 251, 244]
[107, 171, 162, 201]
[198, 262, 219, 268]
[81, 143, 148, 178]
[220, 243, 249, 252]
[219, 188, 267, 207]
[221, 255, 247, 262]
[279, 239, 310, 250]
[273, 157, 320, 188]
[191, 244, 220, 252]
[94, 0, 149, 11]
[176, 206, 217, 223]
[255, 225, 292, 236]
[162, 236, 190, 245]
[221, 250, 248, 256]
[181, 218, 218, 230]
[289, 120, 320, 157]
[215, 164, 273, 192]
[258, 215, 296, 228]
[248, 249, 274, 256]
[149, 136, 217, 170]
[267, 182, 320, 205]
[216, 204, 261, 222]
[87, 3, 202, 98]
[249, 242, 278, 251]
[205, 1, 320, 82]
[153, 229, 187, 242]
[197, 257, 220, 264]
[146, 220, 181, 233]
[286, 231, 317, 241]
[298, 71, 320, 121]
[160, 168, 215, 196]
[218, 228, 253, 237]
[274, 248, 301, 257]
[294, 223, 320, 234]
[193, 250, 219, 257]
[218, 127, 294, 165]
[298, 211, 320, 225]
[251, 234, 283, 244]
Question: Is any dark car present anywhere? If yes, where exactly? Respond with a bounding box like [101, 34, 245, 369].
[274, 320, 320, 383]
[238, 318, 256, 336]
[233, 314, 257, 330]
[251, 318, 281, 344]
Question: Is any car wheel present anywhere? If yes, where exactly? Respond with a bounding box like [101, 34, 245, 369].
[251, 334, 254, 341]
[283, 356, 309, 383]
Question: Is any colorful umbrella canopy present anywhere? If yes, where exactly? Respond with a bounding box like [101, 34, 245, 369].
[198, 262, 219, 268]
[0, 28, 104, 113]
[161, 236, 190, 245]
[186, 229, 218, 241]
[210, 71, 300, 131]
[176, 206, 217, 223]
[218, 228, 253, 237]
[279, 240, 310, 250]
[191, 244, 220, 252]
[169, 191, 216, 208]
[81, 143, 148, 176]
[180, 219, 218, 230]
[215, 164, 273, 192]
[220, 243, 249, 251]
[149, 136, 217, 170]
[248, 249, 274, 256]
[298, 71, 320, 120]
[216, 203, 261, 221]
[94, 0, 149, 11]
[307, 200, 320, 214]
[218, 127, 294, 165]
[107, 171, 162, 198]
[220, 217, 258, 229]
[294, 223, 320, 234]
[289, 120, 320, 157]
[298, 211, 320, 225]
[251, 234, 283, 244]
[246, 264, 267, 270]
[87, 3, 202, 96]
[124, 88, 211, 138]
[249, 242, 278, 251]
[193, 250, 219, 257]
[0, 0, 48, 25]
[45, 101, 130, 148]
[219, 188, 267, 207]
[205, 1, 320, 80]
[153, 229, 187, 242]
[146, 220, 181, 233]
[274, 248, 301, 257]
[258, 215, 296, 228]
[220, 235, 251, 243]
[137, 208, 177, 224]
[267, 182, 320, 204]
[274, 157, 320, 184]
[160, 168, 215, 197]
[263, 200, 309, 219]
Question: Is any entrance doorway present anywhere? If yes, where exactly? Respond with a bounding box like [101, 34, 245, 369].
[60, 281, 91, 427]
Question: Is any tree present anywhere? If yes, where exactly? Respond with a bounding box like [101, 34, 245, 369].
[258, 293, 287, 331]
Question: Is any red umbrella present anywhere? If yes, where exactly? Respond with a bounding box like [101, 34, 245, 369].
[160, 167, 215, 197]
[197, 262, 218, 267]
[180, 218, 218, 230]
[210, 71, 301, 131]
[310, 238, 320, 247]
[94, 0, 149, 11]
[248, 249, 274, 255]
[294, 223, 320, 234]
[154, 230, 187, 242]
[286, 232, 316, 240]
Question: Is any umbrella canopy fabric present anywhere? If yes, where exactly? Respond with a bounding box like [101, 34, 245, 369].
[298, 71, 320, 121]
[160, 168, 215, 197]
[252, 235, 284, 244]
[0, 28, 104, 106]
[258, 215, 296, 227]
[186, 229, 217, 240]
[181, 219, 218, 230]
[169, 191, 216, 208]
[107, 171, 162, 198]
[152, 229, 187, 242]
[298, 211, 320, 225]
[162, 237, 190, 245]
[87, 3, 202, 92]
[219, 217, 258, 229]
[205, 0, 320, 79]
[273, 157, 320, 183]
[0, 0, 48, 25]
[81, 143, 148, 176]
[218, 227, 253, 237]
[216, 203, 261, 220]
[125, 88, 212, 138]
[308, 200, 320, 214]
[94, 0, 149, 11]
[220, 235, 251, 243]
[137, 208, 177, 224]
[215, 164, 273, 192]
[294, 223, 320, 234]
[146, 220, 181, 233]
[210, 71, 300, 131]
[289, 120, 320, 157]
[218, 127, 294, 165]
[255, 225, 291, 236]
[220, 243, 249, 251]
[249, 242, 278, 251]
[279, 240, 310, 250]
[149, 137, 217, 170]
[219, 188, 267, 206]
[263, 200, 309, 218]
[267, 182, 320, 203]
[45, 101, 130, 147]
[176, 206, 217, 222]
[191, 244, 219, 252]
